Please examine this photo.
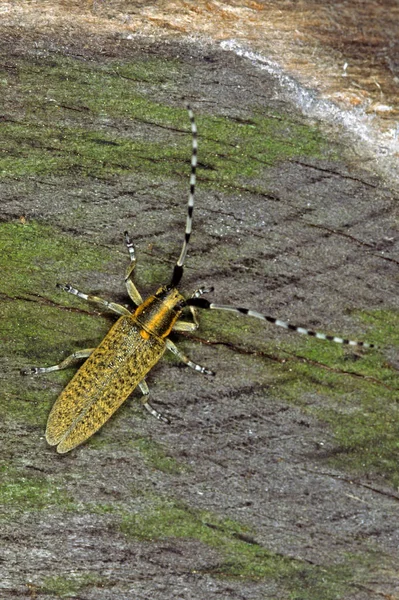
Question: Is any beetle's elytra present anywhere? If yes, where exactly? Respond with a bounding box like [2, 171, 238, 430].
[22, 107, 374, 453]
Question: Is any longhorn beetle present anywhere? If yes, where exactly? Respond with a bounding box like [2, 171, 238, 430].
[22, 107, 375, 453]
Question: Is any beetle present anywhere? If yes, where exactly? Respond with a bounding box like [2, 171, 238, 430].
[22, 107, 374, 453]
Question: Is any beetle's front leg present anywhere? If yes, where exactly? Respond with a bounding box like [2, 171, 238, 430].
[21, 348, 95, 376]
[57, 283, 131, 316]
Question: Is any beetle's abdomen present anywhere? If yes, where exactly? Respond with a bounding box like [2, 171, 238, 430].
[46, 316, 165, 453]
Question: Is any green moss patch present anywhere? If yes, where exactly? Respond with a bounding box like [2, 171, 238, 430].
[119, 496, 375, 598]
[131, 437, 188, 474]
[0, 220, 114, 298]
[1, 55, 334, 184]
[41, 573, 103, 598]
[0, 465, 74, 514]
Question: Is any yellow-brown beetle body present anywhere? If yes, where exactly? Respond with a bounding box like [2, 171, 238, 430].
[22, 107, 374, 453]
[46, 288, 185, 453]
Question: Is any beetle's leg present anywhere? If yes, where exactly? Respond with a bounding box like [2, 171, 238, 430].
[21, 348, 95, 376]
[173, 287, 213, 332]
[173, 319, 198, 332]
[57, 284, 131, 316]
[138, 380, 169, 423]
[191, 287, 214, 299]
[124, 231, 144, 306]
[165, 339, 214, 375]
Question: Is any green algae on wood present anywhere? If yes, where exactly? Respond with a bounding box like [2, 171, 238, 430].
[1, 54, 335, 183]
[0, 466, 75, 514]
[119, 496, 371, 599]
[42, 573, 103, 598]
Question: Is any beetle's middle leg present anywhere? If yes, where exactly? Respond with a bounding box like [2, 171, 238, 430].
[21, 348, 95, 376]
[56, 284, 131, 316]
[138, 380, 169, 423]
[166, 339, 214, 375]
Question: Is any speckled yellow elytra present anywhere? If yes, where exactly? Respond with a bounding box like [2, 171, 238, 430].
[21, 107, 374, 453]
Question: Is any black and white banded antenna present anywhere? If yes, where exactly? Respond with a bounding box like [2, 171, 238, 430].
[186, 298, 375, 349]
[170, 105, 197, 287]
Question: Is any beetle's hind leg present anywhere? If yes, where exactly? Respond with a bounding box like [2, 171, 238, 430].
[138, 380, 169, 423]
[124, 231, 144, 306]
[166, 339, 214, 375]
[21, 348, 95, 376]
[57, 284, 131, 316]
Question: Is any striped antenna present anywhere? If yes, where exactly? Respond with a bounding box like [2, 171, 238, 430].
[186, 299, 375, 349]
[170, 106, 197, 287]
